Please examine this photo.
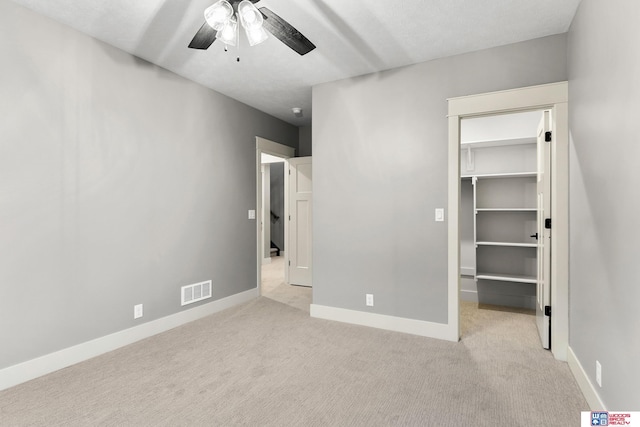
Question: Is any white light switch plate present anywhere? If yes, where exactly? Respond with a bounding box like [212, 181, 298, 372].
[435, 208, 445, 222]
[248, 210, 256, 220]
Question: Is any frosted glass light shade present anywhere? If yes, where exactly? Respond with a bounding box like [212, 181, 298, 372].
[217, 17, 238, 46]
[245, 26, 269, 46]
[204, 0, 234, 31]
[238, 0, 264, 29]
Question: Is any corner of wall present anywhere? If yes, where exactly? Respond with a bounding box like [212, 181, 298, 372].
[567, 346, 607, 410]
[298, 126, 312, 157]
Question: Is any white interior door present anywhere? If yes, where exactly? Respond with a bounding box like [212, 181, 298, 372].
[288, 157, 312, 287]
[536, 111, 552, 349]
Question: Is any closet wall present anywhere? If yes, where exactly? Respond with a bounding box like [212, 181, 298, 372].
[460, 111, 543, 309]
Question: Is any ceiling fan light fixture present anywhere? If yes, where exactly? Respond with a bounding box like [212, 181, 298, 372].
[190, 1, 316, 56]
[204, 0, 234, 31]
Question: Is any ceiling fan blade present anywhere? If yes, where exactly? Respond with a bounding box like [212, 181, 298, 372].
[188, 22, 217, 50]
[258, 7, 316, 56]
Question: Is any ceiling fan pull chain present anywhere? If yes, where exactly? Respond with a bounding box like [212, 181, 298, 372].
[236, 14, 240, 63]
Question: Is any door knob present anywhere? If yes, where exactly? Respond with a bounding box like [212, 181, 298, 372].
[530, 233, 539, 240]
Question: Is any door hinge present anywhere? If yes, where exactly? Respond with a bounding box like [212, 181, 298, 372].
[545, 131, 552, 142]
[288, 260, 291, 266]
[545, 306, 551, 316]
[289, 215, 291, 221]
[545, 218, 551, 229]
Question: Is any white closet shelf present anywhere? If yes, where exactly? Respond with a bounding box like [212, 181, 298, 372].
[461, 172, 536, 179]
[476, 273, 537, 284]
[460, 137, 536, 148]
[476, 241, 537, 248]
[476, 208, 536, 212]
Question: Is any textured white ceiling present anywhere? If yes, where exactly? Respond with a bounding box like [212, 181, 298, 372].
[10, 0, 581, 126]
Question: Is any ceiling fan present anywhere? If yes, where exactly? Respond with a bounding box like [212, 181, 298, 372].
[188, 0, 316, 56]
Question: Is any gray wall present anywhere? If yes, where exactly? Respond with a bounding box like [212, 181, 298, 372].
[269, 162, 285, 251]
[0, 1, 297, 370]
[312, 34, 567, 323]
[298, 126, 312, 157]
[568, 0, 640, 409]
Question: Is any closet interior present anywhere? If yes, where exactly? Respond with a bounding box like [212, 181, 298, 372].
[460, 110, 544, 310]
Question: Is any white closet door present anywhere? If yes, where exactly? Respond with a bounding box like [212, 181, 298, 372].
[288, 157, 312, 287]
[536, 111, 552, 349]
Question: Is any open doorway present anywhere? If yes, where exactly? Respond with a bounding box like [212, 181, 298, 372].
[260, 152, 287, 293]
[459, 109, 552, 348]
[255, 138, 312, 312]
[447, 82, 569, 360]
[256, 137, 294, 296]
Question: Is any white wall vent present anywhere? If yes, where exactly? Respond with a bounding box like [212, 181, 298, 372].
[181, 280, 212, 306]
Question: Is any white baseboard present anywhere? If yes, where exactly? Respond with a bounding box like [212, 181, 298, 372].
[262, 257, 272, 265]
[567, 346, 606, 410]
[0, 288, 258, 392]
[310, 304, 458, 342]
[460, 289, 479, 303]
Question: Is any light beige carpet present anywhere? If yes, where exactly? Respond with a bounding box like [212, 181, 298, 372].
[0, 290, 588, 426]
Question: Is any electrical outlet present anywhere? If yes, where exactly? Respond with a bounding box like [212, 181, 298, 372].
[134, 304, 143, 319]
[366, 294, 374, 307]
[596, 360, 602, 387]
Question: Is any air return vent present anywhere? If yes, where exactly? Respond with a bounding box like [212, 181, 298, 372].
[181, 280, 212, 306]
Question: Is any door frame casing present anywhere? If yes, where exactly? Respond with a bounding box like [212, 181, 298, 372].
[447, 82, 569, 360]
[256, 137, 295, 296]
[261, 164, 271, 265]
